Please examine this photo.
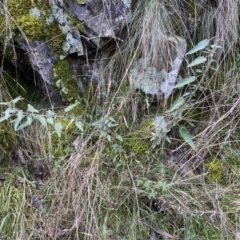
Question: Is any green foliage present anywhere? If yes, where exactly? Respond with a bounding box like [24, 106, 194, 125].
[127, 119, 154, 155]
[54, 59, 80, 102]
[205, 158, 224, 183]
[2, 1, 240, 239]
[92, 116, 120, 142]
[0, 0, 65, 54]
[0, 169, 33, 239]
[0, 97, 84, 141]
[150, 38, 218, 150]
[179, 126, 196, 150]
[136, 178, 169, 200]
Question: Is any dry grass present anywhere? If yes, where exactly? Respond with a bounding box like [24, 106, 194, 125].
[1, 0, 240, 239]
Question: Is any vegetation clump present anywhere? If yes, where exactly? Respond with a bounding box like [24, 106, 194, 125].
[205, 157, 224, 183]
[0, 0, 65, 54]
[53, 59, 80, 102]
[1, 0, 240, 239]
[126, 119, 154, 155]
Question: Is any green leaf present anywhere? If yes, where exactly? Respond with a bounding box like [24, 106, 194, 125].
[64, 102, 79, 113]
[54, 122, 62, 138]
[107, 134, 111, 142]
[116, 134, 123, 142]
[10, 96, 24, 104]
[167, 97, 185, 112]
[108, 117, 116, 122]
[17, 121, 30, 131]
[46, 110, 56, 118]
[156, 180, 168, 192]
[4, 108, 16, 119]
[179, 126, 196, 150]
[136, 179, 143, 186]
[187, 56, 207, 67]
[35, 115, 47, 127]
[17, 110, 23, 122]
[13, 110, 24, 130]
[47, 117, 54, 125]
[173, 76, 196, 88]
[27, 104, 39, 113]
[143, 180, 152, 191]
[16, 116, 33, 131]
[148, 190, 157, 199]
[0, 116, 7, 122]
[75, 121, 84, 131]
[165, 136, 171, 143]
[186, 39, 210, 55]
[27, 115, 33, 125]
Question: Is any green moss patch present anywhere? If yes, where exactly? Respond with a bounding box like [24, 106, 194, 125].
[0, 0, 65, 54]
[205, 157, 224, 183]
[127, 119, 154, 155]
[53, 59, 80, 102]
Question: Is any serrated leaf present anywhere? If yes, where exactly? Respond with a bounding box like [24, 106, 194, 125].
[64, 102, 79, 113]
[186, 39, 210, 55]
[35, 115, 47, 127]
[187, 57, 207, 67]
[10, 96, 24, 104]
[75, 121, 84, 131]
[173, 76, 196, 89]
[47, 117, 54, 125]
[17, 120, 30, 131]
[27, 104, 39, 113]
[167, 97, 185, 112]
[179, 126, 196, 150]
[54, 122, 62, 138]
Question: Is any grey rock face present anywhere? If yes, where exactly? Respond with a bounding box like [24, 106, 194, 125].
[129, 36, 187, 101]
[68, 0, 130, 48]
[1, 0, 130, 107]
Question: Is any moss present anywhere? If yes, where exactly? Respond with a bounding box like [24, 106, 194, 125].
[17, 14, 45, 38]
[53, 59, 80, 102]
[126, 119, 154, 155]
[0, 0, 65, 54]
[205, 157, 224, 183]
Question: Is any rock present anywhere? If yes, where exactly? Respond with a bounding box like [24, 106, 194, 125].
[68, 0, 130, 48]
[0, 0, 130, 107]
[129, 36, 187, 101]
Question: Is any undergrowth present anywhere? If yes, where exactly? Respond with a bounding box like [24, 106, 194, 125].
[1, 0, 240, 239]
